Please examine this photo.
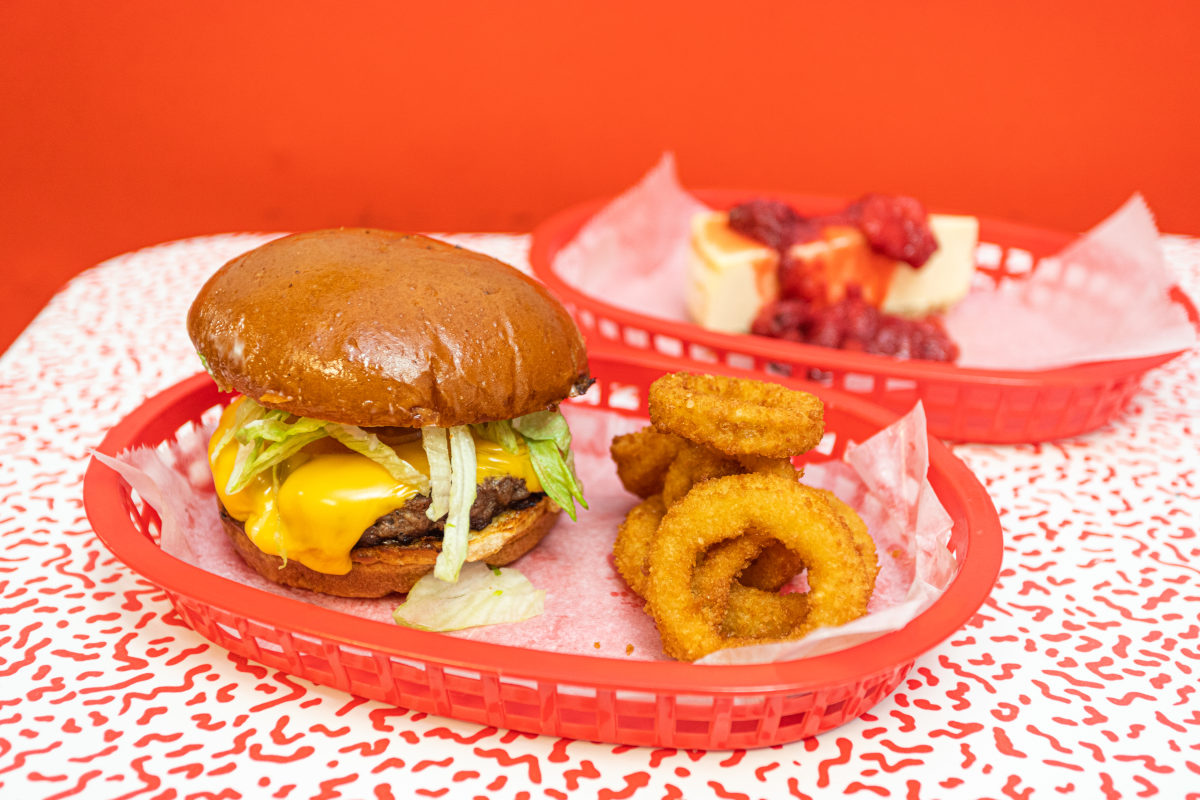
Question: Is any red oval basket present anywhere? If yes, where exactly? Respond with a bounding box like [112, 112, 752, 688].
[530, 191, 1197, 443]
[83, 345, 1001, 749]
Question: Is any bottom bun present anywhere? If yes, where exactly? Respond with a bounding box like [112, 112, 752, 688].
[221, 497, 560, 598]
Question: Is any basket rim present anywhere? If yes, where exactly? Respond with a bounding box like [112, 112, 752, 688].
[529, 190, 1197, 388]
[83, 345, 1003, 695]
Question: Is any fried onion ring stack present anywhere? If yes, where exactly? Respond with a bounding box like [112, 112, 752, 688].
[609, 372, 878, 661]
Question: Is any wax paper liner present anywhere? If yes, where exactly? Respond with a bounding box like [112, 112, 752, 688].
[93, 397, 956, 665]
[553, 155, 1196, 370]
[944, 195, 1196, 368]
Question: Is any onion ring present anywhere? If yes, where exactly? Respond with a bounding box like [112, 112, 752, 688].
[738, 541, 804, 592]
[724, 587, 810, 639]
[734, 487, 873, 592]
[735, 453, 802, 481]
[610, 427, 684, 499]
[653, 440, 812, 591]
[660, 444, 802, 509]
[648, 372, 824, 458]
[660, 441, 742, 506]
[612, 493, 666, 598]
[816, 488, 879, 585]
[694, 533, 810, 639]
[619, 507, 813, 639]
[644, 473, 874, 661]
[730, 456, 805, 591]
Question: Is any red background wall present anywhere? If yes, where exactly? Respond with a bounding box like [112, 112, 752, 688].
[3, 1, 1198, 354]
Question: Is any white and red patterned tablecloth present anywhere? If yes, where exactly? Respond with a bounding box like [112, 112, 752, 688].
[1, 231, 1197, 800]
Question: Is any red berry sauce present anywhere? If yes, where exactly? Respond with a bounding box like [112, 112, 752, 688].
[751, 288, 959, 362]
[728, 199, 823, 251]
[731, 196, 958, 363]
[844, 193, 938, 267]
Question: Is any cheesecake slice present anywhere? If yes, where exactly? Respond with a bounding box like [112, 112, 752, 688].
[685, 211, 779, 333]
[881, 214, 979, 316]
[686, 208, 979, 334]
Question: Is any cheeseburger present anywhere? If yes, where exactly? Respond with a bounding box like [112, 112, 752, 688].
[187, 229, 592, 597]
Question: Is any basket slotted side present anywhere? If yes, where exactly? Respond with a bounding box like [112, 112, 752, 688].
[86, 347, 1000, 749]
[530, 193, 1194, 443]
[162, 590, 912, 748]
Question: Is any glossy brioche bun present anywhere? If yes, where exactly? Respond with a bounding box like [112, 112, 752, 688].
[222, 498, 560, 598]
[187, 229, 590, 427]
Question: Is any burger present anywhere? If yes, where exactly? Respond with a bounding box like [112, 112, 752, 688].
[187, 229, 592, 598]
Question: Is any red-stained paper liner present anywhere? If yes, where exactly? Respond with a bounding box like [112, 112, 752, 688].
[93, 394, 954, 665]
[553, 155, 1196, 371]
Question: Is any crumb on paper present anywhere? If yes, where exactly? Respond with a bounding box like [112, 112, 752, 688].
[594, 641, 601, 649]
[626, 644, 634, 656]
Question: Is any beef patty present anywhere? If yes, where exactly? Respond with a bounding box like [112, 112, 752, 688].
[354, 475, 542, 549]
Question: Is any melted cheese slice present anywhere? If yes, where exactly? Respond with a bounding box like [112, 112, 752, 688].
[208, 398, 543, 575]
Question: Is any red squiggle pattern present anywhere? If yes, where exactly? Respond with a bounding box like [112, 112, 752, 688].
[0, 233, 1197, 798]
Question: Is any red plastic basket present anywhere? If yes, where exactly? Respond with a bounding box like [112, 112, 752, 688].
[83, 345, 1001, 749]
[530, 190, 1197, 443]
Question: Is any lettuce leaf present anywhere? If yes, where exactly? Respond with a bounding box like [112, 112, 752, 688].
[327, 423, 429, 491]
[421, 426, 452, 522]
[392, 562, 544, 631]
[470, 420, 522, 453]
[525, 439, 587, 521]
[511, 411, 571, 451]
[212, 396, 266, 459]
[218, 398, 428, 496]
[270, 463, 288, 565]
[510, 410, 586, 520]
[226, 427, 327, 494]
[432, 425, 477, 583]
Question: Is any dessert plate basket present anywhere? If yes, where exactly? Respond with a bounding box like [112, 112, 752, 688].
[530, 191, 1197, 442]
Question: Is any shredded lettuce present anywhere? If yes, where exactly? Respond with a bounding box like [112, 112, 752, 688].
[270, 464, 288, 565]
[470, 420, 521, 453]
[433, 425, 477, 583]
[326, 423, 429, 491]
[213, 396, 263, 459]
[392, 562, 544, 631]
[238, 415, 324, 444]
[219, 398, 426, 495]
[227, 426, 327, 494]
[421, 427, 452, 522]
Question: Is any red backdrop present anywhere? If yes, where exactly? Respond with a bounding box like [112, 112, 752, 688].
[3, 1, 1199, 353]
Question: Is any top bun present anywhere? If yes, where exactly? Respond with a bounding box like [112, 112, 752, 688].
[187, 229, 590, 427]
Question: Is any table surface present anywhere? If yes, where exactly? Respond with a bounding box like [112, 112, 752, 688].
[1, 232, 1197, 799]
